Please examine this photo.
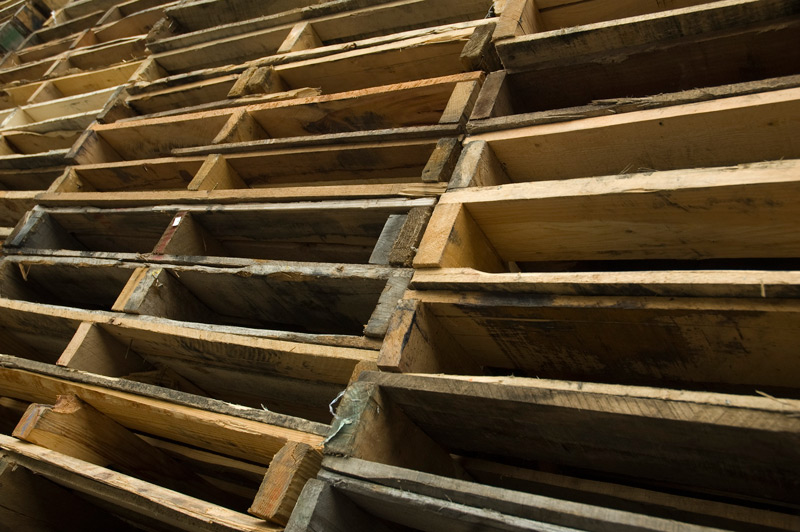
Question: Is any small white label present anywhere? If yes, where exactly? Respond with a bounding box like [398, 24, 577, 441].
[172, 216, 182, 227]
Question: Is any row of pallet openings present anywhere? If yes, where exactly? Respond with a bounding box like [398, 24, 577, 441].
[1, 0, 799, 530]
[286, 0, 800, 529]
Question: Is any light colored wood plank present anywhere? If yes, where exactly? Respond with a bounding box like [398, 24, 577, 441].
[13, 394, 232, 504]
[437, 160, 800, 263]
[0, 365, 324, 464]
[467, 88, 800, 182]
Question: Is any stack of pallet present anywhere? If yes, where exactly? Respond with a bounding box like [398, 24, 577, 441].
[0, 0, 502, 530]
[0, 0, 797, 530]
[294, 0, 800, 530]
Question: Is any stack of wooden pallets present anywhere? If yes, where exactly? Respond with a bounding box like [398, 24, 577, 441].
[0, 0, 798, 530]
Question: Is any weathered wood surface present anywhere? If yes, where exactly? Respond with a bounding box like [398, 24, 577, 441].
[341, 372, 800, 506]
[0, 357, 325, 463]
[497, 0, 800, 69]
[0, 456, 141, 531]
[73, 73, 480, 163]
[378, 289, 800, 398]
[0, 436, 282, 532]
[320, 456, 756, 532]
[5, 199, 435, 265]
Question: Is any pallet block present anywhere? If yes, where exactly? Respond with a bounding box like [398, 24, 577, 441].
[323, 372, 800, 510]
[71, 73, 482, 163]
[486, 0, 800, 115]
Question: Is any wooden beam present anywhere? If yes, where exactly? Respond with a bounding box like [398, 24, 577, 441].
[57, 322, 153, 377]
[0, 365, 324, 465]
[277, 21, 323, 55]
[413, 203, 506, 271]
[0, 436, 281, 532]
[13, 394, 234, 505]
[360, 372, 800, 506]
[249, 441, 323, 526]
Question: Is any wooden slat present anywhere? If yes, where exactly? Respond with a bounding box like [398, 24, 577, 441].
[0, 436, 281, 532]
[0, 363, 324, 464]
[356, 372, 800, 506]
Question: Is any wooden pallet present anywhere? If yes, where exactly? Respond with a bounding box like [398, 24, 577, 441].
[479, 0, 800, 122]
[126, 20, 497, 116]
[72, 73, 482, 162]
[0, 353, 328, 528]
[377, 273, 800, 396]
[43, 137, 455, 206]
[0, 33, 147, 84]
[5, 198, 434, 264]
[0, 291, 378, 421]
[147, 0, 495, 75]
[291, 371, 800, 530]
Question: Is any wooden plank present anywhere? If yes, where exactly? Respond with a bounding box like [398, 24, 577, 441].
[0, 456, 140, 531]
[0, 437, 281, 532]
[249, 441, 323, 526]
[410, 269, 800, 299]
[317, 470, 582, 532]
[498, 0, 800, 68]
[113, 263, 392, 337]
[467, 88, 800, 182]
[495, 4, 800, 111]
[323, 457, 730, 532]
[383, 289, 800, 397]
[359, 372, 800, 506]
[13, 394, 235, 505]
[0, 362, 325, 464]
[435, 160, 800, 263]
[461, 457, 800, 531]
[469, 74, 800, 133]
[535, 0, 718, 31]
